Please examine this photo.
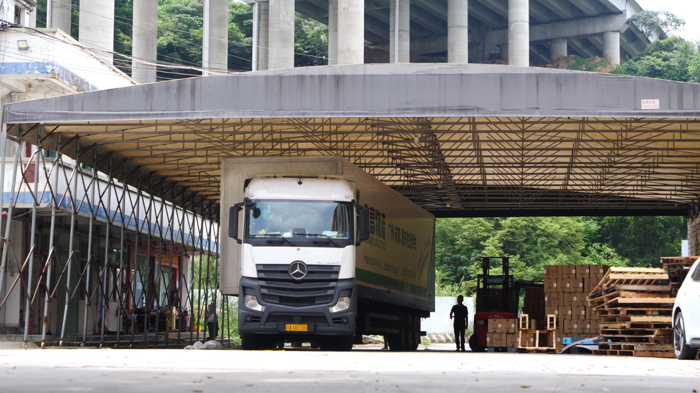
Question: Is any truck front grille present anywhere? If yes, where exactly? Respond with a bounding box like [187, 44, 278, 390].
[257, 264, 340, 307]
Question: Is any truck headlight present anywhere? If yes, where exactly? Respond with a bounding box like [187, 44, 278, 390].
[244, 295, 265, 312]
[329, 297, 351, 313]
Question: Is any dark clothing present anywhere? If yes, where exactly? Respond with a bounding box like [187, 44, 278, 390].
[451, 303, 469, 350]
[207, 321, 218, 341]
[451, 304, 469, 328]
[454, 325, 466, 350]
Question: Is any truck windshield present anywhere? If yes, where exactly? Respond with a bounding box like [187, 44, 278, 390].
[246, 200, 352, 240]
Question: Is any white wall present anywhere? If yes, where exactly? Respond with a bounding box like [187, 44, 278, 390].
[422, 296, 474, 334]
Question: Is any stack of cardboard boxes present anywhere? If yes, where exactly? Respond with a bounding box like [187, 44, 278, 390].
[522, 287, 545, 329]
[486, 318, 518, 348]
[544, 264, 610, 346]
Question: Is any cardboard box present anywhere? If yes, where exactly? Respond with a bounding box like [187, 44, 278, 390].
[563, 266, 577, 279]
[576, 265, 590, 279]
[503, 319, 517, 333]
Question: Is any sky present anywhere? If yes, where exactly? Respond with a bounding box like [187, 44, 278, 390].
[634, 0, 700, 41]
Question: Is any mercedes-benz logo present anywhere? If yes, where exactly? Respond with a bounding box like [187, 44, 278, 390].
[289, 261, 308, 280]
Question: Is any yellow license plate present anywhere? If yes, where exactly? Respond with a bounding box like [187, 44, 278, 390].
[285, 324, 308, 332]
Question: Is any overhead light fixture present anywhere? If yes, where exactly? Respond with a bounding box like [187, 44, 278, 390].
[17, 40, 29, 51]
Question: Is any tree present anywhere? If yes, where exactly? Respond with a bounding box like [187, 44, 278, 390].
[627, 10, 685, 41]
[612, 36, 699, 82]
[592, 216, 686, 268]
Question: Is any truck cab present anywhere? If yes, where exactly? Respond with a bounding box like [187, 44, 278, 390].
[228, 176, 369, 350]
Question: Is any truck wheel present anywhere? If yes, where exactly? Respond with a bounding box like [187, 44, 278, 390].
[241, 334, 256, 351]
[399, 314, 409, 350]
[469, 334, 486, 352]
[387, 334, 403, 351]
[337, 336, 354, 351]
[407, 315, 419, 351]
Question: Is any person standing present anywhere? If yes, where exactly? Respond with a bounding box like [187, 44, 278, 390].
[206, 300, 218, 341]
[450, 295, 469, 352]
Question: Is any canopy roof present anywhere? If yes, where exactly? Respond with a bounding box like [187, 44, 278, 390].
[5, 64, 700, 218]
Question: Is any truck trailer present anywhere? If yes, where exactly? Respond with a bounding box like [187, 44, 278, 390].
[220, 156, 435, 351]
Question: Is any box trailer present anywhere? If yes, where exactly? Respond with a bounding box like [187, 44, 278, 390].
[220, 156, 435, 350]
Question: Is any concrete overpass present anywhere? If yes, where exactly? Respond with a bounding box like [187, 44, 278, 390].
[247, 0, 648, 69]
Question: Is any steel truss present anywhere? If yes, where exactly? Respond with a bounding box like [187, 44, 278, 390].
[8, 117, 700, 217]
[0, 126, 229, 349]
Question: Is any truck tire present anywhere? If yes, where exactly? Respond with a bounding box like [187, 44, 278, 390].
[241, 334, 256, 350]
[469, 334, 486, 352]
[387, 334, 403, 351]
[320, 336, 353, 351]
[407, 315, 419, 351]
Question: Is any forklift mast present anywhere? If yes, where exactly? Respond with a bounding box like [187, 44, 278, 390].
[475, 257, 517, 315]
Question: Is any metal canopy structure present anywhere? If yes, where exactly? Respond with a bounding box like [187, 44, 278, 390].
[290, 0, 648, 61]
[5, 63, 700, 218]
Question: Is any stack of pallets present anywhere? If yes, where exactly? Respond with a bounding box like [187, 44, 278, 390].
[661, 256, 698, 296]
[587, 267, 675, 358]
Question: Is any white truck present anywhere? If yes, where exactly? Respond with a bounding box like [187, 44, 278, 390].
[221, 157, 435, 351]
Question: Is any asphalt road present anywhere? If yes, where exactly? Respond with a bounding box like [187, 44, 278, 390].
[1, 343, 698, 393]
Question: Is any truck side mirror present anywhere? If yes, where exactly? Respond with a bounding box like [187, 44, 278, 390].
[358, 208, 370, 243]
[228, 205, 241, 241]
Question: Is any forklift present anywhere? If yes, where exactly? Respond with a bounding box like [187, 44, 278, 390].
[469, 257, 517, 352]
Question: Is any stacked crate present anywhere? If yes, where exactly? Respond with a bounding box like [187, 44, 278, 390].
[544, 264, 610, 348]
[661, 256, 698, 296]
[486, 318, 518, 349]
[587, 267, 675, 358]
[522, 287, 545, 328]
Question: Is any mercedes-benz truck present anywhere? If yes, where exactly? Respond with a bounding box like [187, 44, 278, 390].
[221, 156, 435, 351]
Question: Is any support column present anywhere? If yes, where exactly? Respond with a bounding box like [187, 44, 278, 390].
[337, 0, 364, 65]
[390, 0, 410, 64]
[79, 0, 115, 64]
[254, 1, 270, 70]
[268, 0, 295, 70]
[132, 0, 158, 83]
[49, 0, 72, 35]
[328, 0, 338, 65]
[508, 0, 529, 67]
[603, 31, 620, 66]
[550, 37, 567, 62]
[203, 0, 229, 74]
[448, 0, 469, 64]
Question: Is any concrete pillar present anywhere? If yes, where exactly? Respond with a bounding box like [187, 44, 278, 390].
[337, 0, 364, 65]
[132, 0, 158, 84]
[254, 1, 270, 71]
[447, 0, 469, 64]
[603, 31, 620, 66]
[550, 37, 567, 62]
[79, 0, 115, 64]
[390, 0, 410, 63]
[203, 0, 229, 74]
[268, 0, 295, 70]
[508, 0, 529, 67]
[499, 44, 508, 62]
[328, 0, 338, 65]
[50, 0, 72, 35]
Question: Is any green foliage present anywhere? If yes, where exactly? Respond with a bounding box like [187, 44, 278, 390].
[612, 36, 698, 82]
[294, 14, 328, 67]
[566, 55, 613, 72]
[590, 216, 686, 268]
[436, 216, 686, 295]
[627, 10, 685, 41]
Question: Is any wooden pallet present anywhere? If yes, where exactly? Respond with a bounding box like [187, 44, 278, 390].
[593, 348, 676, 358]
[588, 268, 669, 299]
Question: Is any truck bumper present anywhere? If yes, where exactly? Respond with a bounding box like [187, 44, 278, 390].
[238, 277, 356, 337]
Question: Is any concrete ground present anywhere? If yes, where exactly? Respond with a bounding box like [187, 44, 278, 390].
[1, 343, 698, 393]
